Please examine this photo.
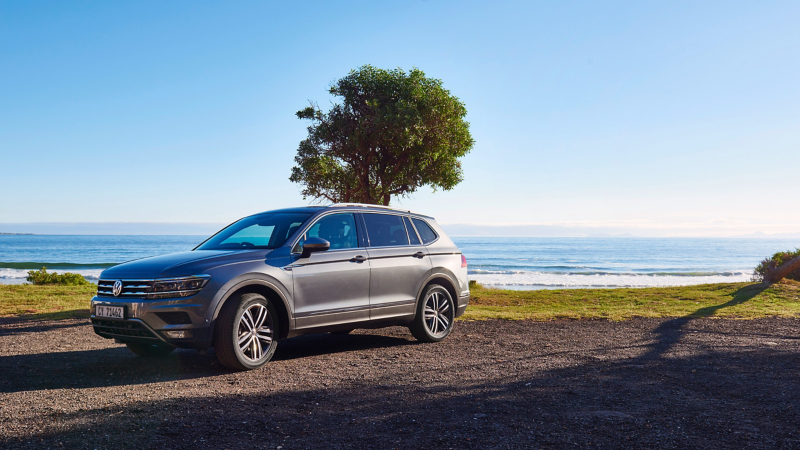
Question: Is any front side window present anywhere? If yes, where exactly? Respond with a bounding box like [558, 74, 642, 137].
[197, 213, 312, 250]
[363, 213, 409, 247]
[293, 213, 359, 252]
[411, 218, 438, 244]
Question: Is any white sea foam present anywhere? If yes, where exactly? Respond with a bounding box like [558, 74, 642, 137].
[0, 265, 755, 289]
[470, 270, 754, 289]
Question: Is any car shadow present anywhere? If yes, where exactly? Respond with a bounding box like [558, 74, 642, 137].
[273, 329, 419, 361]
[4, 336, 800, 449]
[0, 317, 87, 337]
[0, 346, 223, 393]
[0, 330, 418, 394]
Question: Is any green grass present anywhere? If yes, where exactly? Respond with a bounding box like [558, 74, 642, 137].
[1, 281, 799, 322]
[462, 280, 800, 321]
[0, 284, 95, 320]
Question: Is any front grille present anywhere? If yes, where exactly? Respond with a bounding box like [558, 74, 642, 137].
[91, 318, 160, 341]
[97, 279, 154, 299]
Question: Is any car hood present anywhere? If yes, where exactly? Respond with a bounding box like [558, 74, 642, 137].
[100, 250, 270, 279]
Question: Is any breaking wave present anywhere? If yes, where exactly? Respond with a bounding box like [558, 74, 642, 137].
[468, 269, 753, 289]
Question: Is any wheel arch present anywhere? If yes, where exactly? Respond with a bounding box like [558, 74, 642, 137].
[211, 278, 292, 341]
[413, 271, 458, 321]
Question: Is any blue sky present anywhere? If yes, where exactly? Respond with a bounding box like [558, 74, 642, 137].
[1, 1, 798, 236]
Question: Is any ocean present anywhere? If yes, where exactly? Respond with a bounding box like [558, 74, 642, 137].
[0, 235, 797, 289]
[457, 237, 798, 289]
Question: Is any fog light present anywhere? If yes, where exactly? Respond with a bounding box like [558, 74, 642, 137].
[164, 330, 193, 339]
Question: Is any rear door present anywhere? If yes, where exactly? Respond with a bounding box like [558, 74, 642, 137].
[362, 213, 431, 320]
[291, 212, 370, 329]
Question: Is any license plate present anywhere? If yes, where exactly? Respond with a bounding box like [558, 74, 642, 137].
[96, 305, 124, 319]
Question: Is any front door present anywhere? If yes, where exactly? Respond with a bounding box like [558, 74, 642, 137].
[291, 212, 370, 330]
[362, 213, 432, 320]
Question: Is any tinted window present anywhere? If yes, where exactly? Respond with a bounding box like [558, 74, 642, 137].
[404, 216, 421, 245]
[411, 218, 438, 244]
[197, 213, 312, 250]
[294, 213, 359, 252]
[363, 214, 409, 247]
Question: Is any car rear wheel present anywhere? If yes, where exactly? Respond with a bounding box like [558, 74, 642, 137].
[125, 342, 175, 357]
[214, 293, 279, 371]
[410, 284, 455, 343]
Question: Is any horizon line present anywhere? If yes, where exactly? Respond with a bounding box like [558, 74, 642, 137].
[1, 222, 799, 239]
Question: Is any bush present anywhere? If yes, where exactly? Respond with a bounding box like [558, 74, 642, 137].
[26, 267, 91, 286]
[469, 280, 483, 289]
[753, 249, 800, 282]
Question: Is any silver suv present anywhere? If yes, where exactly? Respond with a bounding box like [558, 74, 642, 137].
[90, 204, 470, 370]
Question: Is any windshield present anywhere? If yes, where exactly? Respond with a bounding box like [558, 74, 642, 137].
[196, 212, 313, 250]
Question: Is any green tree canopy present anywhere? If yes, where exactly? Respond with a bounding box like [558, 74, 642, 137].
[290, 65, 474, 205]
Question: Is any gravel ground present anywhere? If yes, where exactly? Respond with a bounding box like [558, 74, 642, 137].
[1, 317, 799, 449]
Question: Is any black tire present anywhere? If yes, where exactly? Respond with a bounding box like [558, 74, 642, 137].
[409, 284, 455, 343]
[125, 342, 175, 357]
[214, 293, 279, 371]
[330, 329, 354, 335]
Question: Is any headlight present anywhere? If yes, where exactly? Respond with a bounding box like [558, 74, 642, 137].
[148, 275, 210, 299]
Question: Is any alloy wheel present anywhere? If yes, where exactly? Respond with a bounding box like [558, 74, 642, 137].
[423, 291, 453, 337]
[237, 303, 274, 361]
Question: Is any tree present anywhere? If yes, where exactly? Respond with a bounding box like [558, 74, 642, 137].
[754, 248, 800, 284]
[290, 65, 474, 205]
[764, 256, 800, 284]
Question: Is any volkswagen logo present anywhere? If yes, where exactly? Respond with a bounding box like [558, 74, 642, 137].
[112, 280, 123, 297]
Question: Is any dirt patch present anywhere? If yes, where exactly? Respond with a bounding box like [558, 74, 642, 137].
[1, 317, 799, 449]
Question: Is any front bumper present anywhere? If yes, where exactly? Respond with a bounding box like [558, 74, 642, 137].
[91, 317, 169, 343]
[90, 294, 214, 349]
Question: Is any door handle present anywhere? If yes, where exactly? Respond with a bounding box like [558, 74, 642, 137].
[413, 252, 426, 258]
[351, 255, 367, 263]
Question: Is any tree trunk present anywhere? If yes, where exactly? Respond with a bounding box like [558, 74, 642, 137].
[765, 255, 800, 283]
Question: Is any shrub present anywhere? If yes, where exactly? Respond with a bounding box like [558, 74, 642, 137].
[753, 249, 800, 282]
[469, 280, 483, 289]
[26, 267, 91, 286]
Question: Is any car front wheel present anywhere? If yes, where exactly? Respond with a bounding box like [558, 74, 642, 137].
[214, 293, 279, 371]
[410, 284, 455, 343]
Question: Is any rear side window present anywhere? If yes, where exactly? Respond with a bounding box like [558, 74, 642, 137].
[363, 213, 409, 247]
[403, 216, 421, 245]
[411, 218, 438, 244]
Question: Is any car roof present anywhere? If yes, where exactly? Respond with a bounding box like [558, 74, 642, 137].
[247, 204, 434, 220]
[247, 206, 326, 215]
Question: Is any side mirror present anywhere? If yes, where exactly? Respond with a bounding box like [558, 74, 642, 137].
[300, 238, 330, 258]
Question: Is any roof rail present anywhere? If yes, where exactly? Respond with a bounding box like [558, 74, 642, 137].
[328, 203, 418, 214]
